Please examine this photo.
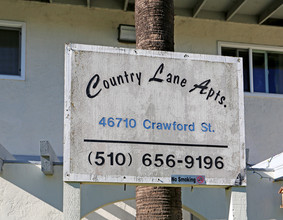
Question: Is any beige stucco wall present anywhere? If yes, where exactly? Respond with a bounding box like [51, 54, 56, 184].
[0, 0, 136, 156]
[0, 164, 63, 220]
[1, 163, 280, 220]
[0, 0, 282, 163]
[0, 163, 138, 220]
[0, 0, 283, 219]
[175, 16, 283, 55]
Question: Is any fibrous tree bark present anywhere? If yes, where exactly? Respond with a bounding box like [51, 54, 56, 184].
[135, 1, 182, 219]
[135, 0, 174, 51]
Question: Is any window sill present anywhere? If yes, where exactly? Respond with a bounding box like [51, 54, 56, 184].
[0, 75, 25, 80]
[244, 92, 283, 99]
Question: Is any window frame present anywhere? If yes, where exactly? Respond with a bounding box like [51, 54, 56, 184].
[0, 20, 26, 80]
[218, 41, 283, 98]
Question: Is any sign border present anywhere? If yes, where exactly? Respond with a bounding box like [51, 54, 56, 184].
[64, 44, 246, 187]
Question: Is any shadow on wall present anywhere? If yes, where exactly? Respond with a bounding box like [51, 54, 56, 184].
[0, 163, 225, 219]
[0, 163, 137, 217]
[0, 163, 64, 211]
[82, 199, 203, 220]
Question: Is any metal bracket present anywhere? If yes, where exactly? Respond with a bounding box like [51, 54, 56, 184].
[40, 141, 60, 175]
[0, 143, 16, 173]
[0, 159, 3, 173]
[235, 171, 245, 186]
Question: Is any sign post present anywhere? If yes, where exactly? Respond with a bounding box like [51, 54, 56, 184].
[64, 44, 246, 187]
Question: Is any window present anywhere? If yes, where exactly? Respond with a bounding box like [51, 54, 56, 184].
[219, 42, 283, 95]
[0, 20, 25, 80]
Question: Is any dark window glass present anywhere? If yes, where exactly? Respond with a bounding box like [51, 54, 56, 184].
[0, 28, 21, 76]
[253, 53, 265, 93]
[238, 51, 250, 92]
[268, 53, 283, 94]
[222, 47, 250, 92]
[222, 47, 236, 57]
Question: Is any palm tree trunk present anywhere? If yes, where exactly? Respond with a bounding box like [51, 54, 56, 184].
[136, 186, 182, 219]
[135, 0, 174, 51]
[135, 0, 182, 219]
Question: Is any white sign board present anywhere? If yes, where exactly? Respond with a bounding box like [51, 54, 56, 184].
[64, 44, 246, 186]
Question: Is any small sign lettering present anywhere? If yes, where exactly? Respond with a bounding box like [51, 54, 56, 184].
[171, 175, 206, 185]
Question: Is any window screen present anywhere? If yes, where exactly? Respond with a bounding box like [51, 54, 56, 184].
[222, 46, 283, 95]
